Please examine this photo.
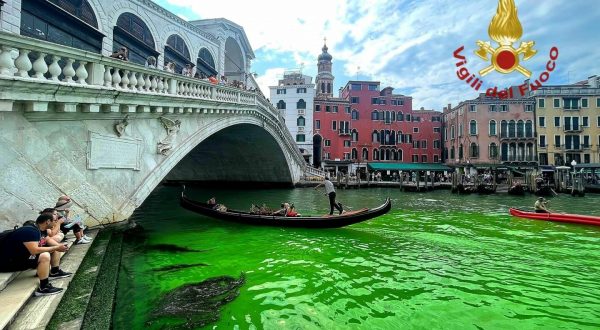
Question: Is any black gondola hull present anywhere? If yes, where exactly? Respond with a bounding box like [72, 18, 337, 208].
[180, 193, 392, 228]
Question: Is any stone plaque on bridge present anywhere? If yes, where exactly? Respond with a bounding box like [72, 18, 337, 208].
[87, 131, 142, 170]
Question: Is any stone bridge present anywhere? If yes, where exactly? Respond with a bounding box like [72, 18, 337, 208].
[0, 32, 312, 229]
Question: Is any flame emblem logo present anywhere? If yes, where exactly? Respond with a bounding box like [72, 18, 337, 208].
[475, 0, 536, 77]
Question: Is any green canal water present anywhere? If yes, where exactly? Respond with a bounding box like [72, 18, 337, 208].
[113, 186, 600, 329]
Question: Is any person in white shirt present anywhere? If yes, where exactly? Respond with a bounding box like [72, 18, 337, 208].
[315, 176, 343, 215]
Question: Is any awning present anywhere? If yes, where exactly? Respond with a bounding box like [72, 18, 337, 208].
[367, 162, 451, 172]
[575, 163, 600, 169]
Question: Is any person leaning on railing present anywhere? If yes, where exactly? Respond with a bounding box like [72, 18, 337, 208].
[110, 47, 129, 61]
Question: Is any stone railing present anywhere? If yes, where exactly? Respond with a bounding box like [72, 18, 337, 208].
[304, 166, 326, 179]
[0, 31, 308, 170]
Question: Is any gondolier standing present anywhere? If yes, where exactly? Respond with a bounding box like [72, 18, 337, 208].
[315, 177, 343, 215]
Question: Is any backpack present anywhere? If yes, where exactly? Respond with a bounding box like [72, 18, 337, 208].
[0, 222, 36, 247]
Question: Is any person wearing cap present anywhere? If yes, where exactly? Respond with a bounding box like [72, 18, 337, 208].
[0, 213, 72, 296]
[55, 197, 91, 244]
[314, 176, 344, 215]
[534, 197, 550, 213]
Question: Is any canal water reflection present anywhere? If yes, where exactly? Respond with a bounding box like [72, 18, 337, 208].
[113, 186, 600, 329]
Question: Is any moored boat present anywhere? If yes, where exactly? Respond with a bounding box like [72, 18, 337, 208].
[509, 208, 600, 226]
[181, 192, 392, 228]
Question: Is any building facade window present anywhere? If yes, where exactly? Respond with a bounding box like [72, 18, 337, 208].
[314, 104, 320, 112]
[470, 143, 479, 158]
[315, 120, 320, 129]
[297, 99, 306, 109]
[538, 99, 545, 108]
[297, 116, 305, 126]
[351, 97, 359, 103]
[470, 120, 477, 135]
[277, 89, 286, 94]
[352, 110, 359, 120]
[277, 100, 286, 109]
[297, 88, 306, 93]
[538, 117, 545, 127]
[489, 120, 497, 136]
[489, 143, 498, 159]
[539, 135, 546, 147]
[296, 134, 305, 142]
[469, 105, 476, 112]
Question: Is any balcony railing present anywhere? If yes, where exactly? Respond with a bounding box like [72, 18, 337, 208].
[298, 109, 305, 116]
[563, 126, 583, 132]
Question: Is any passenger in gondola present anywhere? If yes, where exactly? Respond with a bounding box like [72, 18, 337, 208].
[272, 203, 289, 216]
[286, 204, 301, 217]
[534, 197, 550, 213]
[207, 197, 216, 208]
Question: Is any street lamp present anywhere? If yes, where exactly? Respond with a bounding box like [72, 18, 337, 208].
[571, 159, 577, 167]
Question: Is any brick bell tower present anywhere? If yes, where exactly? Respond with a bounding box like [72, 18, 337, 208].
[316, 39, 334, 98]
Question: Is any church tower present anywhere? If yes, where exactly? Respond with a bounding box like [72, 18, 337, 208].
[315, 41, 334, 97]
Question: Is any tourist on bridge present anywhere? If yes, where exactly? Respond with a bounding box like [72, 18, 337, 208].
[314, 177, 343, 215]
[0, 214, 71, 296]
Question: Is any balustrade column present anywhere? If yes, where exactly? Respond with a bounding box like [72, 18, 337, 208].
[104, 66, 113, 87]
[62, 58, 76, 83]
[32, 52, 48, 79]
[76, 61, 88, 84]
[0, 46, 15, 76]
[48, 56, 61, 81]
[14, 49, 32, 78]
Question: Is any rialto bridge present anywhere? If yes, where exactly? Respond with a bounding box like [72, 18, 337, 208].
[0, 30, 316, 229]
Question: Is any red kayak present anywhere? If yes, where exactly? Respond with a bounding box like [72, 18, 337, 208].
[509, 208, 600, 226]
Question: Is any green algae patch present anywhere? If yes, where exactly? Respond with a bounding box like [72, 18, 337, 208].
[47, 230, 112, 330]
[147, 273, 246, 329]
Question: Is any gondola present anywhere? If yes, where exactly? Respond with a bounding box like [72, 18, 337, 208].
[180, 192, 392, 228]
[508, 184, 525, 196]
[509, 208, 600, 226]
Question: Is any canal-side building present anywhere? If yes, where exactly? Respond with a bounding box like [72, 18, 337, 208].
[532, 75, 600, 165]
[269, 70, 316, 164]
[443, 89, 536, 168]
[313, 42, 443, 174]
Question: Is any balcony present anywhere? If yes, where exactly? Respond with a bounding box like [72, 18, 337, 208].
[338, 129, 350, 136]
[298, 126, 305, 132]
[298, 109, 305, 116]
[563, 126, 583, 133]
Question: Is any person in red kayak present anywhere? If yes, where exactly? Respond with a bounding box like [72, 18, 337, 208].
[534, 197, 550, 213]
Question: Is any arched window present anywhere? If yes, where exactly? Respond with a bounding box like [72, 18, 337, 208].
[391, 111, 396, 121]
[165, 34, 191, 74]
[398, 149, 403, 161]
[373, 149, 379, 160]
[391, 150, 398, 160]
[114, 13, 158, 65]
[470, 120, 477, 135]
[297, 99, 306, 109]
[501, 120, 508, 138]
[489, 143, 498, 159]
[372, 131, 379, 143]
[197, 48, 217, 76]
[458, 144, 463, 159]
[277, 100, 286, 110]
[380, 149, 386, 160]
[397, 131, 403, 144]
[378, 111, 384, 120]
[385, 111, 391, 123]
[351, 148, 358, 160]
[352, 110, 359, 120]
[470, 142, 479, 158]
[406, 114, 411, 122]
[397, 111, 404, 121]
[351, 129, 358, 142]
[321, 83, 325, 93]
[526, 143, 534, 161]
[297, 116, 305, 126]
[508, 120, 516, 138]
[450, 147, 455, 159]
[489, 120, 497, 136]
[517, 120, 525, 138]
[450, 125, 455, 139]
[362, 148, 369, 161]
[380, 130, 385, 145]
[525, 120, 533, 137]
[371, 111, 378, 120]
[390, 131, 396, 144]
[21, 0, 102, 52]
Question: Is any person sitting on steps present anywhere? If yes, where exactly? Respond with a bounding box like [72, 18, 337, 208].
[0, 214, 72, 296]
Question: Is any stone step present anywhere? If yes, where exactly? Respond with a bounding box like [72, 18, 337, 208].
[0, 273, 21, 292]
[0, 231, 97, 330]
[44, 230, 113, 330]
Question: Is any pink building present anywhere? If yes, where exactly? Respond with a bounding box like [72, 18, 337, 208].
[443, 88, 536, 167]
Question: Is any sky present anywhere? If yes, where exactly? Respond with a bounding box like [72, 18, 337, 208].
[153, 0, 600, 111]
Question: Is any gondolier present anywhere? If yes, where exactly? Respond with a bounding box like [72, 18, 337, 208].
[315, 176, 343, 215]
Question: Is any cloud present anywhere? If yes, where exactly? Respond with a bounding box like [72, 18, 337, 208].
[155, 0, 600, 110]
